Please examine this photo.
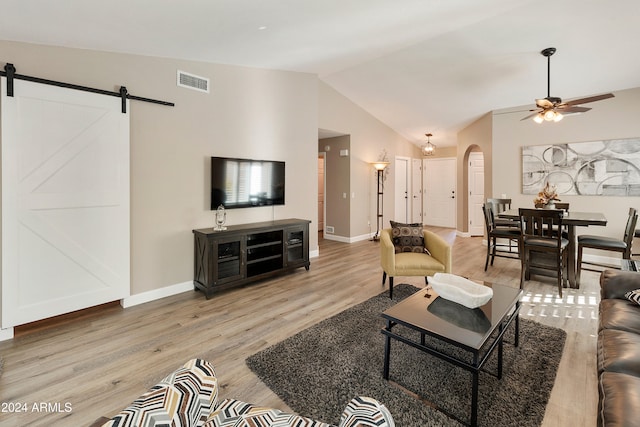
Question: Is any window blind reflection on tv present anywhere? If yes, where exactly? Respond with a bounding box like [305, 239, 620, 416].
[211, 157, 285, 209]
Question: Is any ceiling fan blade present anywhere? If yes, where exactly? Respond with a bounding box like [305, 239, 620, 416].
[521, 111, 541, 121]
[536, 98, 554, 109]
[558, 106, 591, 114]
[563, 93, 614, 106]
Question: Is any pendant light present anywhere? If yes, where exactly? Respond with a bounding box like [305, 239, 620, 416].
[422, 133, 436, 156]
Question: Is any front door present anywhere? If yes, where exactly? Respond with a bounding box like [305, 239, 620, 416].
[423, 158, 456, 228]
[411, 158, 422, 223]
[394, 157, 409, 223]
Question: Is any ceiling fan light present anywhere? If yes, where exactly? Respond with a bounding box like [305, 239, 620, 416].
[543, 110, 557, 121]
[533, 113, 544, 124]
[553, 112, 563, 122]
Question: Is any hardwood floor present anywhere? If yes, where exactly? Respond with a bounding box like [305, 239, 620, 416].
[0, 227, 600, 426]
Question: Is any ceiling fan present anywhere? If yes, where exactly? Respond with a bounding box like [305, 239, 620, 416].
[522, 47, 614, 123]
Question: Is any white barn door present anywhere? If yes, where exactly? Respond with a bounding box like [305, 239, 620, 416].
[1, 77, 130, 328]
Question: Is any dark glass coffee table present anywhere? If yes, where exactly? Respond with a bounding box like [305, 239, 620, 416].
[381, 282, 522, 426]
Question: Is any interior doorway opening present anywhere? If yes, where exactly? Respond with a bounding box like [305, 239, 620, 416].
[318, 129, 349, 242]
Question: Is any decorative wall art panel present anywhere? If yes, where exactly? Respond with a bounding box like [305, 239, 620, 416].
[522, 138, 640, 197]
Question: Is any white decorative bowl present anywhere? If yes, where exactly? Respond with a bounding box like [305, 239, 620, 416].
[427, 273, 493, 309]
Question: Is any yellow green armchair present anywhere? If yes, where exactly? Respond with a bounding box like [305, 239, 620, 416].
[380, 228, 452, 299]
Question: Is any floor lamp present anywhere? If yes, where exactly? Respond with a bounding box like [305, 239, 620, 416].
[372, 161, 389, 241]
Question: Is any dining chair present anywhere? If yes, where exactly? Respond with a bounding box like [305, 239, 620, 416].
[552, 203, 570, 237]
[487, 198, 520, 228]
[482, 203, 521, 271]
[487, 198, 520, 253]
[577, 208, 638, 284]
[519, 208, 569, 297]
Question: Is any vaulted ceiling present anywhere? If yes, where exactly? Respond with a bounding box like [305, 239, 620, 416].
[2, 0, 640, 147]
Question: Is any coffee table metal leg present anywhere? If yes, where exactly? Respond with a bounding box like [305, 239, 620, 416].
[498, 325, 504, 380]
[471, 353, 479, 427]
[498, 332, 504, 379]
[383, 321, 392, 380]
[515, 303, 520, 347]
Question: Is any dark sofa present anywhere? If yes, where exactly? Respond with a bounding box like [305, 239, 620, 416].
[597, 269, 640, 427]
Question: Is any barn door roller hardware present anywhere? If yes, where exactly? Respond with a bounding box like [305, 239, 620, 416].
[2, 63, 174, 113]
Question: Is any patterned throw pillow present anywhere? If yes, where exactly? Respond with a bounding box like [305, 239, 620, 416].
[625, 289, 640, 306]
[390, 220, 430, 254]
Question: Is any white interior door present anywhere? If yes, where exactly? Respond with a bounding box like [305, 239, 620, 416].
[423, 158, 456, 228]
[411, 158, 422, 223]
[394, 157, 409, 223]
[468, 152, 485, 236]
[1, 77, 130, 328]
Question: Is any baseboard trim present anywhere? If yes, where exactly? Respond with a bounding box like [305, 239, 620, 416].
[323, 233, 376, 244]
[352, 233, 375, 243]
[323, 234, 350, 243]
[0, 327, 14, 342]
[122, 281, 194, 308]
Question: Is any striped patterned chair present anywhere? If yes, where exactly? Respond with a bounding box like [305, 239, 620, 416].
[100, 359, 218, 427]
[98, 359, 395, 427]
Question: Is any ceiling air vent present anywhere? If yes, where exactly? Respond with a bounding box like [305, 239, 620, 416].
[177, 70, 209, 93]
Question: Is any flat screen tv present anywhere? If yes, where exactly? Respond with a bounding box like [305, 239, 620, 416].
[211, 156, 285, 209]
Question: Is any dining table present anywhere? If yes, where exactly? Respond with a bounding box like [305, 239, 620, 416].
[498, 208, 608, 289]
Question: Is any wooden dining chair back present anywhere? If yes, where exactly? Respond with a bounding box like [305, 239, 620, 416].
[552, 203, 570, 236]
[519, 208, 569, 297]
[487, 198, 519, 252]
[487, 198, 511, 212]
[577, 207, 638, 285]
[482, 203, 521, 271]
[487, 198, 519, 228]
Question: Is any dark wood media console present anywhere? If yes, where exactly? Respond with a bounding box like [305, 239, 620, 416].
[193, 218, 310, 298]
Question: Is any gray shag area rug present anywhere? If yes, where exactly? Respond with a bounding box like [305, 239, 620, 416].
[246, 284, 566, 426]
